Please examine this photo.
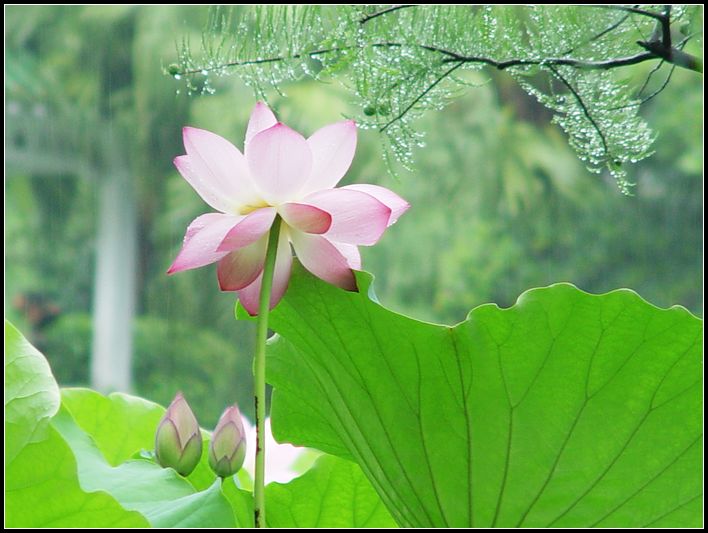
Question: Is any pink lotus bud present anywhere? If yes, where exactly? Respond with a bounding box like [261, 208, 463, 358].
[154, 392, 202, 476]
[209, 405, 247, 478]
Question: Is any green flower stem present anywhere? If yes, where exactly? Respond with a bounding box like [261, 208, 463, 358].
[254, 215, 281, 528]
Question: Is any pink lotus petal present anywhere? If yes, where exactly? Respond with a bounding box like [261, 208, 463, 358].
[342, 184, 410, 226]
[217, 235, 268, 291]
[244, 102, 278, 152]
[174, 156, 235, 214]
[289, 230, 357, 290]
[302, 188, 391, 246]
[182, 127, 260, 209]
[246, 123, 313, 205]
[331, 241, 362, 270]
[301, 120, 357, 194]
[279, 203, 332, 234]
[182, 213, 224, 241]
[168, 213, 242, 274]
[237, 230, 293, 315]
[217, 207, 277, 252]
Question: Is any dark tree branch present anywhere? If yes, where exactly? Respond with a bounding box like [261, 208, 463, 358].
[178, 49, 329, 74]
[660, 5, 672, 49]
[360, 4, 415, 25]
[576, 4, 701, 72]
[547, 64, 609, 156]
[637, 39, 702, 72]
[380, 61, 464, 133]
[608, 60, 667, 111]
[562, 11, 632, 56]
[436, 49, 660, 70]
[638, 63, 677, 106]
[610, 32, 697, 111]
[182, 5, 702, 77]
[178, 43, 405, 75]
[174, 5, 701, 165]
[181, 36, 701, 78]
[435, 37, 701, 73]
[637, 59, 666, 97]
[592, 5, 667, 23]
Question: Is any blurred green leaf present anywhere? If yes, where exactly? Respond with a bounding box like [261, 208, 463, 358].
[5, 320, 60, 462]
[6, 424, 149, 527]
[266, 454, 396, 528]
[5, 321, 147, 527]
[53, 404, 237, 527]
[61, 387, 164, 465]
[60, 386, 225, 492]
[55, 385, 391, 528]
[221, 477, 255, 527]
[254, 264, 702, 527]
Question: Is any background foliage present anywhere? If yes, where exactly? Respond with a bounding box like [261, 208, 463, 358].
[5, 5, 703, 428]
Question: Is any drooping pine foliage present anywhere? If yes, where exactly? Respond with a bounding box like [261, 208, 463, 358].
[174, 5, 702, 192]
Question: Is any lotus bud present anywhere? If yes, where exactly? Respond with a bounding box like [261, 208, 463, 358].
[155, 392, 202, 476]
[209, 405, 247, 478]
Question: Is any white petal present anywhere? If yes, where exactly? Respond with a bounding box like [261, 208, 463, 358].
[290, 230, 357, 290]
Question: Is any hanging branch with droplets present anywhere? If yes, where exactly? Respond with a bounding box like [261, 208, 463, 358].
[171, 5, 703, 193]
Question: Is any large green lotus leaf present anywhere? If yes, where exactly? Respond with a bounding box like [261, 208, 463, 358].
[5, 321, 147, 527]
[221, 477, 255, 527]
[6, 424, 148, 527]
[245, 265, 702, 528]
[52, 404, 238, 527]
[265, 454, 396, 528]
[5, 320, 61, 462]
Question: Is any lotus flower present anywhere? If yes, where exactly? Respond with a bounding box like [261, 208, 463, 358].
[209, 405, 247, 478]
[154, 393, 202, 476]
[168, 102, 409, 314]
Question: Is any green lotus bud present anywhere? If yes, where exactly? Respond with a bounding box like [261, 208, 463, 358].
[155, 392, 202, 476]
[208, 405, 247, 478]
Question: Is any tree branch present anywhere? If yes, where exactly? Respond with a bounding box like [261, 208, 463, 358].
[180, 5, 702, 82]
[636, 59, 666, 97]
[611, 33, 697, 111]
[182, 4, 703, 77]
[637, 39, 702, 73]
[638, 63, 677, 106]
[182, 40, 701, 78]
[547, 64, 609, 156]
[360, 5, 415, 25]
[437, 49, 659, 70]
[178, 43, 405, 75]
[561, 11, 632, 56]
[380, 61, 464, 132]
[590, 5, 667, 23]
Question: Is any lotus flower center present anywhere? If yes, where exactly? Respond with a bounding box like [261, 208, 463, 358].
[239, 200, 271, 215]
